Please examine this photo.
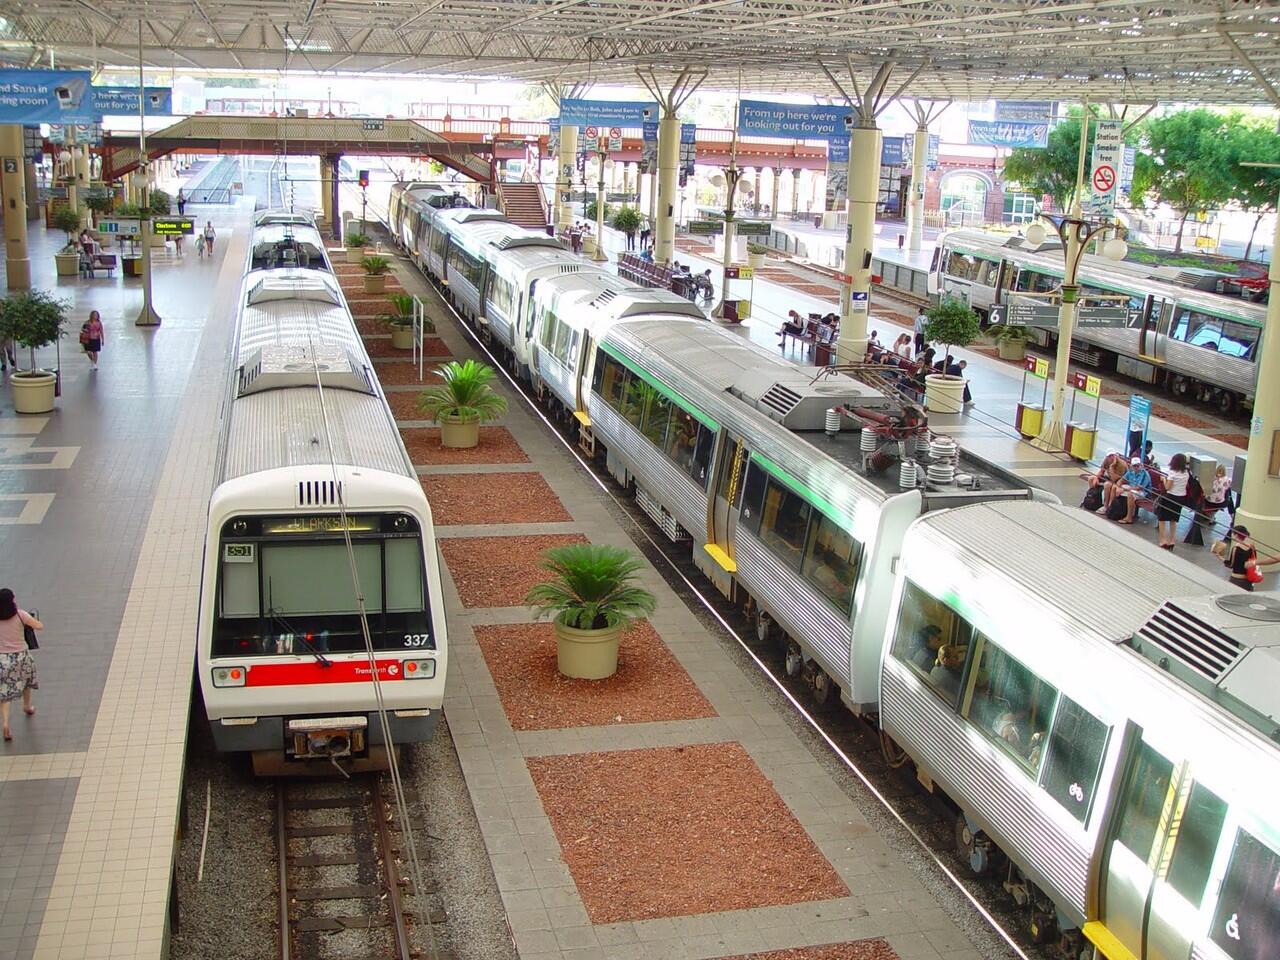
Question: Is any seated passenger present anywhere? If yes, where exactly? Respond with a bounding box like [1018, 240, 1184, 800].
[929, 643, 967, 699]
[1099, 457, 1128, 515]
[909, 624, 944, 672]
[777, 310, 805, 341]
[1116, 456, 1153, 524]
[810, 548, 852, 603]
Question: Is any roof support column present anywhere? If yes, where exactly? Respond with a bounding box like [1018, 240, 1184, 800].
[906, 100, 948, 253]
[770, 167, 782, 221]
[1236, 167, 1280, 554]
[790, 169, 801, 216]
[74, 144, 91, 227]
[1, 125, 31, 290]
[318, 154, 334, 235]
[638, 67, 706, 266]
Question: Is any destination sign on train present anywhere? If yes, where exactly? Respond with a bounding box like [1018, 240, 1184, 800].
[264, 515, 376, 534]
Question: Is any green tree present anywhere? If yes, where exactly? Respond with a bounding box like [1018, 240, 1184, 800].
[1132, 109, 1235, 253]
[1226, 121, 1280, 261]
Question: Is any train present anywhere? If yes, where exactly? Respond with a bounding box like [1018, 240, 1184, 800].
[930, 229, 1268, 414]
[384, 188, 1280, 960]
[196, 210, 448, 775]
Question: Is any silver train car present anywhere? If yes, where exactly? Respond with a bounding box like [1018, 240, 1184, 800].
[197, 220, 448, 775]
[930, 230, 1267, 413]
[882, 499, 1280, 960]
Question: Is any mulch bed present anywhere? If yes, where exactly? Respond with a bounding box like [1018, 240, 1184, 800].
[421, 472, 571, 525]
[474, 621, 716, 731]
[439, 533, 587, 607]
[388, 391, 428, 420]
[720, 942, 899, 960]
[1148, 402, 1213, 431]
[1210, 432, 1249, 449]
[356, 316, 390, 336]
[373, 361, 432, 387]
[400, 426, 529, 463]
[527, 742, 849, 923]
[364, 337, 412, 358]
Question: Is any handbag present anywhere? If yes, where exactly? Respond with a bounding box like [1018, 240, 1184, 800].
[23, 623, 37, 650]
[1247, 560, 1265, 584]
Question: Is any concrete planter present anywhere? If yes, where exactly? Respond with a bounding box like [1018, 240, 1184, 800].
[362, 274, 387, 294]
[346, 247, 367, 264]
[54, 252, 80, 277]
[390, 325, 415, 350]
[438, 414, 480, 449]
[924, 374, 966, 414]
[996, 340, 1027, 361]
[10, 370, 57, 414]
[554, 620, 623, 680]
[747, 252, 765, 269]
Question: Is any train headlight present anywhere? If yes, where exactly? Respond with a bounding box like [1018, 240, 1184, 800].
[212, 665, 247, 687]
[404, 659, 436, 679]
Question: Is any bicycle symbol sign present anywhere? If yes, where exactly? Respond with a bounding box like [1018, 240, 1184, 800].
[1092, 165, 1116, 193]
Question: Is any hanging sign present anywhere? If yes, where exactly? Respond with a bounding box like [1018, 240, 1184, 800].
[152, 217, 194, 236]
[737, 100, 852, 140]
[91, 86, 173, 116]
[608, 126, 622, 151]
[679, 123, 696, 186]
[98, 218, 141, 236]
[639, 120, 657, 175]
[995, 101, 1054, 123]
[1088, 119, 1124, 220]
[967, 119, 1049, 149]
[880, 136, 905, 167]
[547, 117, 560, 157]
[989, 301, 1060, 328]
[0, 70, 95, 124]
[559, 98, 657, 128]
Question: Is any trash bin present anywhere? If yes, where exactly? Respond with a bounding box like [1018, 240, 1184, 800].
[1064, 422, 1098, 462]
[1015, 402, 1044, 438]
[814, 215, 822, 228]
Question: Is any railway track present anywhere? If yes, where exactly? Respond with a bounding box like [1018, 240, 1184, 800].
[276, 775, 447, 960]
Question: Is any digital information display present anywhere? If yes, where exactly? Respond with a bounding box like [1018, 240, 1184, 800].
[152, 217, 194, 236]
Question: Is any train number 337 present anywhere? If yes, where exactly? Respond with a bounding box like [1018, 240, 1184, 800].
[403, 634, 431, 647]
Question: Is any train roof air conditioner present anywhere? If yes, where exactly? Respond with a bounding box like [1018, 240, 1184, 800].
[237, 345, 375, 397]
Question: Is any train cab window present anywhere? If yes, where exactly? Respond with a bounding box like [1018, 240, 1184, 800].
[963, 640, 1057, 774]
[666, 408, 699, 474]
[263, 542, 384, 615]
[889, 580, 974, 708]
[1218, 320, 1259, 361]
[1165, 781, 1227, 906]
[1115, 742, 1175, 859]
[739, 462, 767, 532]
[1038, 697, 1108, 823]
[220, 547, 260, 617]
[1210, 828, 1280, 960]
[642, 391, 672, 447]
[758, 481, 811, 569]
[385, 538, 425, 612]
[801, 515, 859, 614]
[1171, 308, 1222, 349]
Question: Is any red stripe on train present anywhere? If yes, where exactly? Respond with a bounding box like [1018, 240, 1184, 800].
[243, 660, 408, 686]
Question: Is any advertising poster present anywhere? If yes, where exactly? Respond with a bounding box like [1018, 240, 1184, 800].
[559, 98, 658, 127]
[640, 120, 657, 175]
[679, 122, 696, 186]
[92, 86, 173, 116]
[968, 119, 1050, 149]
[0, 69, 95, 124]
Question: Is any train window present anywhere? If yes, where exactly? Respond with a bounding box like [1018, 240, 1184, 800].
[642, 391, 672, 448]
[553, 318, 572, 360]
[220, 550, 260, 617]
[1165, 781, 1227, 906]
[384, 538, 425, 613]
[620, 377, 652, 430]
[1016, 270, 1058, 294]
[1210, 829, 1280, 960]
[689, 424, 715, 489]
[801, 515, 859, 614]
[758, 481, 811, 570]
[666, 408, 699, 474]
[1171, 308, 1222, 349]
[262, 542, 383, 616]
[945, 251, 980, 282]
[1219, 320, 1259, 360]
[963, 640, 1057, 774]
[597, 357, 628, 410]
[888, 580, 973, 708]
[1039, 697, 1108, 823]
[739, 462, 767, 533]
[973, 260, 997, 287]
[488, 274, 516, 319]
[1115, 742, 1175, 860]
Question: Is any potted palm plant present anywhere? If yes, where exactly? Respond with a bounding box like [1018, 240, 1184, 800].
[923, 297, 981, 414]
[361, 255, 391, 294]
[381, 292, 432, 350]
[992, 323, 1030, 361]
[525, 543, 657, 680]
[51, 206, 83, 277]
[415, 359, 507, 448]
[746, 241, 768, 269]
[1, 290, 69, 413]
[345, 232, 369, 264]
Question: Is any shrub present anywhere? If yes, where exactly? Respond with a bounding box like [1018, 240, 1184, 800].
[611, 206, 642, 234]
[361, 255, 390, 276]
[747, 242, 768, 255]
[345, 232, 369, 248]
[83, 192, 115, 215]
[924, 298, 981, 370]
[584, 198, 611, 223]
[0, 290, 70, 371]
[148, 188, 172, 217]
[415, 359, 507, 423]
[115, 202, 143, 218]
[992, 324, 1031, 343]
[525, 543, 657, 631]
[51, 206, 83, 249]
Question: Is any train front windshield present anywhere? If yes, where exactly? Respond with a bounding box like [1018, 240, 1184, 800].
[212, 513, 435, 657]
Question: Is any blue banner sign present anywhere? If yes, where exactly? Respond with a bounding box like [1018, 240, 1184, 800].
[0, 69, 95, 124]
[881, 136, 904, 167]
[737, 99, 852, 140]
[679, 123, 696, 184]
[994, 100, 1054, 123]
[968, 118, 1049, 149]
[559, 98, 658, 128]
[640, 119, 658, 175]
[829, 138, 848, 164]
[92, 85, 173, 116]
[48, 122, 103, 145]
[1127, 394, 1152, 460]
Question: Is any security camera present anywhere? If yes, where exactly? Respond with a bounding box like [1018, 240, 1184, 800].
[54, 86, 74, 107]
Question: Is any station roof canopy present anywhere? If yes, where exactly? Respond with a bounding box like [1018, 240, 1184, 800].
[2, 0, 1279, 104]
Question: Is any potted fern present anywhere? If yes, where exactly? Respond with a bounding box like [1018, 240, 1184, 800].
[415, 359, 507, 448]
[1, 290, 69, 413]
[747, 241, 768, 269]
[361, 255, 391, 294]
[923, 298, 981, 414]
[992, 323, 1030, 361]
[51, 206, 83, 277]
[381, 292, 432, 350]
[345, 232, 369, 264]
[525, 543, 657, 679]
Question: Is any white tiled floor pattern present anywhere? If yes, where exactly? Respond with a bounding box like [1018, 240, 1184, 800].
[28, 209, 250, 960]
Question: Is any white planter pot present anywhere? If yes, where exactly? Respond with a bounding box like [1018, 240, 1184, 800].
[390, 326, 415, 350]
[996, 340, 1027, 361]
[924, 374, 966, 414]
[747, 252, 765, 269]
[554, 620, 623, 680]
[363, 274, 387, 294]
[10, 370, 57, 414]
[346, 247, 366, 264]
[54, 253, 80, 277]
[438, 414, 480, 449]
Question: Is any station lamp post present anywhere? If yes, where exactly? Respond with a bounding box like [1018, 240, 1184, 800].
[134, 19, 160, 327]
[591, 139, 608, 262]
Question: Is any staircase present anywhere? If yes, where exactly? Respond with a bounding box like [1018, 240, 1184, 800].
[497, 181, 548, 230]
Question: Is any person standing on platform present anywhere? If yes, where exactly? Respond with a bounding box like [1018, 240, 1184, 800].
[913, 308, 928, 354]
[177, 189, 186, 217]
[639, 216, 651, 250]
[0, 588, 40, 742]
[0, 328, 15, 373]
[1156, 452, 1190, 549]
[203, 221, 216, 257]
[196, 228, 206, 258]
[80, 310, 104, 371]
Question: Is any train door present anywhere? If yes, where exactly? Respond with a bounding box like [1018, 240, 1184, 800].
[707, 435, 748, 580]
[1098, 736, 1227, 960]
[1139, 297, 1169, 363]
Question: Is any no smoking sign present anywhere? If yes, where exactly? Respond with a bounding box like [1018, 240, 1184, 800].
[1092, 164, 1116, 193]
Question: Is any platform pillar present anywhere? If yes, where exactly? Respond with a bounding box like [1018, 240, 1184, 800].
[836, 123, 881, 365]
[770, 166, 782, 220]
[318, 155, 334, 231]
[907, 121, 928, 253]
[74, 144, 91, 226]
[1, 125, 31, 290]
[791, 170, 801, 215]
[329, 153, 343, 242]
[654, 112, 679, 264]
[1237, 206, 1280, 554]
[554, 123, 577, 230]
[23, 155, 38, 221]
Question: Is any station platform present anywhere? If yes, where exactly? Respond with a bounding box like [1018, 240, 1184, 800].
[0, 200, 251, 960]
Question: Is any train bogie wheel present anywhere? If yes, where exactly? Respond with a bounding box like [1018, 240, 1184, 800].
[784, 641, 804, 678]
[1028, 911, 1056, 945]
[1217, 391, 1237, 416]
[754, 609, 775, 644]
[812, 668, 834, 705]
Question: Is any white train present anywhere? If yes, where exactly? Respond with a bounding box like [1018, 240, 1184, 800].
[196, 213, 447, 775]
[386, 189, 1280, 960]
